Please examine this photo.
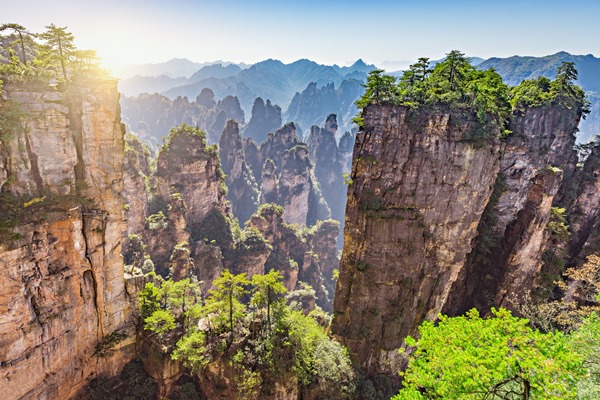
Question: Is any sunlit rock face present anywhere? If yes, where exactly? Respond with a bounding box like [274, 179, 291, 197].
[331, 104, 502, 374]
[0, 80, 135, 399]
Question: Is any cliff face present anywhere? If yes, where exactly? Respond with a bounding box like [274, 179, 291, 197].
[254, 123, 331, 226]
[331, 104, 502, 374]
[308, 114, 345, 224]
[244, 97, 282, 144]
[445, 105, 582, 313]
[0, 80, 134, 399]
[567, 143, 600, 266]
[219, 119, 259, 224]
[155, 127, 228, 241]
[123, 134, 150, 236]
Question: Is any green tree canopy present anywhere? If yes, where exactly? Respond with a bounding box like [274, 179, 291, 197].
[38, 24, 75, 81]
[394, 308, 584, 399]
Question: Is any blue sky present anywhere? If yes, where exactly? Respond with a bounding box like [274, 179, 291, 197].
[4, 0, 600, 75]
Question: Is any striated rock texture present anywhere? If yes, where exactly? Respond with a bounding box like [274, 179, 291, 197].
[257, 123, 330, 226]
[308, 114, 347, 230]
[331, 104, 502, 374]
[155, 126, 228, 242]
[0, 80, 135, 399]
[122, 133, 150, 236]
[244, 97, 282, 144]
[219, 119, 260, 224]
[338, 129, 356, 174]
[567, 142, 600, 267]
[445, 105, 583, 313]
[279, 144, 330, 226]
[242, 205, 340, 309]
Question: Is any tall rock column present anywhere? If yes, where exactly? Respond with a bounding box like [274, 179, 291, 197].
[0, 79, 134, 399]
[331, 104, 502, 374]
[444, 105, 582, 313]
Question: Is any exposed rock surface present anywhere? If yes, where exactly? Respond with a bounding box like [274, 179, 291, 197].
[244, 97, 282, 144]
[308, 114, 346, 227]
[567, 143, 600, 266]
[0, 80, 135, 399]
[219, 119, 259, 224]
[286, 79, 363, 137]
[331, 104, 502, 374]
[445, 105, 583, 313]
[120, 92, 245, 145]
[123, 133, 150, 236]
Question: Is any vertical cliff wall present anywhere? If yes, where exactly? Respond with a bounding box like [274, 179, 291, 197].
[445, 105, 583, 313]
[0, 80, 134, 399]
[331, 104, 502, 374]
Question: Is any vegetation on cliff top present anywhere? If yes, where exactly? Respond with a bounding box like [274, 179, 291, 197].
[354, 50, 589, 140]
[140, 270, 356, 398]
[0, 22, 106, 87]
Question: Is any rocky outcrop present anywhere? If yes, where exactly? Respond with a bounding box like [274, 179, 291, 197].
[308, 114, 346, 225]
[243, 205, 339, 307]
[120, 92, 245, 145]
[286, 79, 364, 136]
[567, 142, 600, 266]
[338, 130, 355, 174]
[331, 104, 502, 374]
[256, 123, 330, 226]
[279, 144, 330, 226]
[244, 97, 282, 144]
[123, 133, 150, 236]
[155, 126, 228, 241]
[219, 119, 259, 224]
[445, 105, 583, 313]
[0, 80, 135, 399]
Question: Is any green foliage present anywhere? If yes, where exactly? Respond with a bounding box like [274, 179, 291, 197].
[171, 331, 209, 373]
[139, 282, 161, 320]
[158, 123, 206, 155]
[355, 69, 398, 109]
[207, 269, 250, 339]
[0, 23, 105, 84]
[570, 313, 600, 399]
[38, 24, 75, 81]
[394, 308, 584, 399]
[144, 309, 175, 338]
[145, 211, 167, 230]
[510, 62, 590, 119]
[251, 270, 287, 333]
[139, 270, 355, 397]
[354, 51, 511, 139]
[547, 206, 571, 242]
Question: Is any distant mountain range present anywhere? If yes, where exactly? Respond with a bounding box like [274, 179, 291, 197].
[114, 58, 249, 79]
[119, 52, 600, 143]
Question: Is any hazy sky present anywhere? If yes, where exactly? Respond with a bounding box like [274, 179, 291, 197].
[5, 0, 600, 75]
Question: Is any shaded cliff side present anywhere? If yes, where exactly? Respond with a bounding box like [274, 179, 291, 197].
[218, 119, 259, 224]
[445, 105, 583, 313]
[0, 79, 135, 399]
[331, 104, 502, 374]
